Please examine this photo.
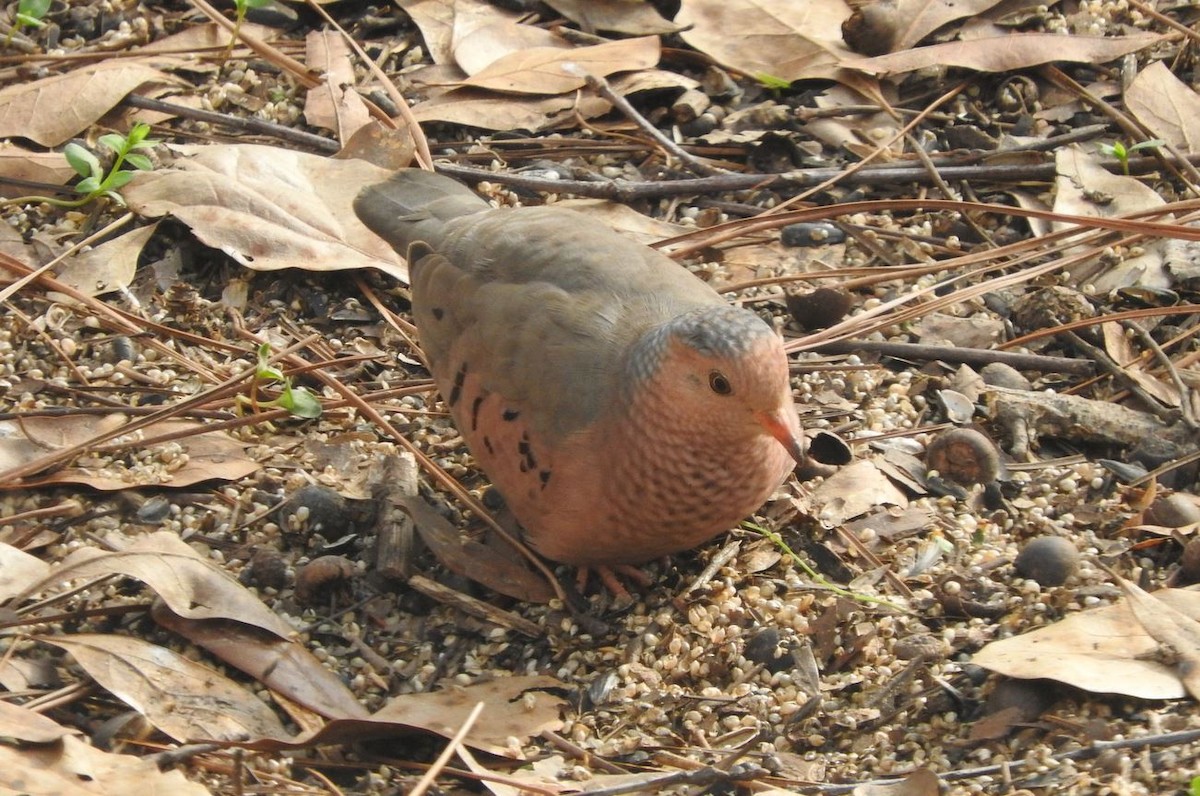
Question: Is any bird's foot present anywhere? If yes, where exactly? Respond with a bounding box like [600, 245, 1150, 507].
[577, 564, 654, 603]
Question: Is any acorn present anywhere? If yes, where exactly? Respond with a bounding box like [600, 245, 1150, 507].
[925, 427, 1002, 486]
[1014, 536, 1079, 586]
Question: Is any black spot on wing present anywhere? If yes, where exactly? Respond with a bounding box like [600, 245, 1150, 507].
[483, 436, 494, 454]
[471, 395, 484, 431]
[449, 362, 467, 407]
[539, 469, 552, 489]
[517, 433, 537, 473]
[431, 307, 444, 320]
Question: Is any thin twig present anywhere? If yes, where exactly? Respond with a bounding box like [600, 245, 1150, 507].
[808, 339, 1096, 375]
[123, 95, 337, 152]
[1041, 64, 1200, 190]
[576, 70, 730, 177]
[1126, 0, 1200, 45]
[431, 152, 1198, 201]
[540, 729, 630, 775]
[148, 743, 225, 770]
[1065, 330, 1181, 424]
[773, 79, 971, 212]
[677, 539, 741, 599]
[408, 701, 485, 796]
[407, 574, 543, 637]
[905, 131, 996, 245]
[187, 0, 321, 87]
[1122, 319, 1198, 429]
[586, 765, 768, 796]
[1130, 445, 1200, 486]
[301, 0, 433, 170]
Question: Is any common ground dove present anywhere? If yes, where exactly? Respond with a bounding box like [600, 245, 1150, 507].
[355, 170, 803, 567]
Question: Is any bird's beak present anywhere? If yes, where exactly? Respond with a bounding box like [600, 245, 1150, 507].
[755, 409, 805, 464]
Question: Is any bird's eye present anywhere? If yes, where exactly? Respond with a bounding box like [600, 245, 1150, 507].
[709, 371, 733, 395]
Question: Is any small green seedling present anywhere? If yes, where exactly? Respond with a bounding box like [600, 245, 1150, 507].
[223, 0, 272, 61]
[1098, 138, 1165, 176]
[63, 122, 158, 206]
[2, 123, 157, 210]
[5, 0, 51, 48]
[754, 72, 793, 91]
[1190, 775, 1200, 796]
[746, 521, 905, 611]
[244, 343, 323, 419]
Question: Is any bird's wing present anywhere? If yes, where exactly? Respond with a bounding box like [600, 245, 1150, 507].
[411, 245, 629, 442]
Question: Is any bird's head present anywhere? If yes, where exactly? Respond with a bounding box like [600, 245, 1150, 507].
[632, 305, 804, 463]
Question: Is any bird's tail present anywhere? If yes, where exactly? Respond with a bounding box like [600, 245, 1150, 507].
[354, 169, 490, 252]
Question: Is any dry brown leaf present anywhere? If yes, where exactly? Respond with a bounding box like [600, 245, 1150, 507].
[845, 505, 939, 542]
[0, 734, 212, 795]
[397, 0, 510, 65]
[411, 87, 611, 131]
[1165, 237, 1200, 283]
[228, 674, 566, 755]
[719, 241, 808, 286]
[12, 531, 296, 640]
[1101, 321, 1179, 407]
[848, 32, 1161, 75]
[398, 493, 555, 603]
[0, 542, 51, 602]
[794, 459, 908, 527]
[1053, 144, 1169, 291]
[410, 60, 684, 132]
[968, 705, 1028, 742]
[333, 119, 417, 168]
[912, 312, 1005, 349]
[453, 19, 570, 75]
[889, 0, 1007, 51]
[1110, 575, 1200, 700]
[138, 20, 282, 61]
[123, 144, 406, 281]
[0, 143, 76, 196]
[304, 30, 372, 143]
[465, 751, 694, 795]
[677, 0, 856, 83]
[0, 698, 75, 743]
[5, 417, 261, 491]
[368, 675, 566, 757]
[0, 413, 125, 483]
[804, 84, 901, 152]
[0, 655, 57, 693]
[741, 540, 783, 573]
[43, 634, 290, 742]
[152, 602, 370, 720]
[54, 223, 159, 297]
[1005, 186, 1055, 237]
[0, 59, 187, 147]
[852, 767, 941, 796]
[972, 587, 1200, 699]
[1053, 144, 1166, 220]
[607, 67, 699, 96]
[0, 529, 58, 562]
[1127, 521, 1200, 538]
[1126, 60, 1200, 154]
[459, 36, 660, 95]
[1056, 144, 1166, 219]
[543, 0, 683, 35]
[405, 62, 469, 94]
